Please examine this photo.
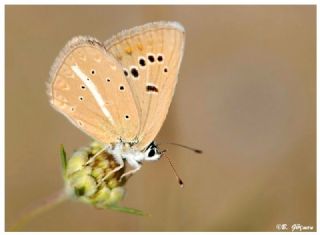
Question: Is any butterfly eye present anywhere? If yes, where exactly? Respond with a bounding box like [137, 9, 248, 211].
[125, 115, 130, 120]
[119, 85, 125, 91]
[163, 67, 168, 73]
[79, 96, 84, 101]
[90, 69, 96, 75]
[80, 85, 86, 90]
[106, 77, 111, 82]
[148, 149, 155, 157]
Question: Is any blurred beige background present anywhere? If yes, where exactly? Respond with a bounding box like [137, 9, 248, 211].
[5, 5, 316, 231]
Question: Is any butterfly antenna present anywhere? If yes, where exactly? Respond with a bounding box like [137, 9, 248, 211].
[165, 142, 203, 154]
[162, 151, 184, 188]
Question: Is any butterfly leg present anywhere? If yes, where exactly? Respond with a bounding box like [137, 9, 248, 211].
[120, 157, 141, 181]
[86, 145, 107, 165]
[100, 153, 124, 183]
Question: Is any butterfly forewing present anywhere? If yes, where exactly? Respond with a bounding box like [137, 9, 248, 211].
[104, 22, 185, 149]
[49, 37, 140, 143]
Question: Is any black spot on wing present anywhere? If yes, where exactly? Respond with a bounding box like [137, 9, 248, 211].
[139, 58, 146, 67]
[131, 67, 139, 78]
[146, 85, 159, 93]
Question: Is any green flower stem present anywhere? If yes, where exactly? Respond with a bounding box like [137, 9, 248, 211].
[9, 189, 68, 231]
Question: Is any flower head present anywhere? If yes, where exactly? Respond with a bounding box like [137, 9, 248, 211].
[64, 141, 126, 208]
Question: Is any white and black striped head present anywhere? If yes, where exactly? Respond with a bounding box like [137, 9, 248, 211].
[143, 141, 164, 161]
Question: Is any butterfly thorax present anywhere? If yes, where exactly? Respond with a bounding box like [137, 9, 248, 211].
[106, 141, 163, 169]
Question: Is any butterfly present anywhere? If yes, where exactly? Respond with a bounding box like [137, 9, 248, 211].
[48, 21, 185, 182]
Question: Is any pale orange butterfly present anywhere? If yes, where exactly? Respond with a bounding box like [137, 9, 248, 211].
[48, 21, 185, 182]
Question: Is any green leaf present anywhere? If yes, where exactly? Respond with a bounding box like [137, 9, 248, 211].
[60, 144, 67, 176]
[106, 204, 149, 216]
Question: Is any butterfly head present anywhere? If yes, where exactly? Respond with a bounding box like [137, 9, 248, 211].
[143, 141, 165, 161]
